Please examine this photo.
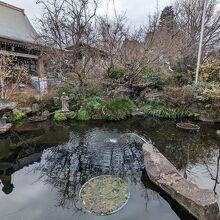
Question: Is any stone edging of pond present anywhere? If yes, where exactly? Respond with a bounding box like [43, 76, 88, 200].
[142, 143, 220, 220]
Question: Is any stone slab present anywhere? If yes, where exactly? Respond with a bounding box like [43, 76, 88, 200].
[0, 100, 17, 114]
[132, 111, 145, 117]
[0, 123, 12, 134]
[142, 143, 220, 220]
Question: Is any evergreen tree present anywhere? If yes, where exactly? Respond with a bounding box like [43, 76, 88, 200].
[159, 6, 176, 31]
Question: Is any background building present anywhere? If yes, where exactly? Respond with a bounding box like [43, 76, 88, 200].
[0, 1, 47, 93]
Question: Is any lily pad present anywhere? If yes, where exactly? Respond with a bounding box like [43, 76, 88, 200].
[79, 175, 130, 215]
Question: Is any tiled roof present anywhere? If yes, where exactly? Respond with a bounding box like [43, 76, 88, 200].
[0, 1, 38, 43]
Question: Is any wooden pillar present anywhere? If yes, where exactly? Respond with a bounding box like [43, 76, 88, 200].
[37, 55, 46, 78]
[37, 56, 48, 93]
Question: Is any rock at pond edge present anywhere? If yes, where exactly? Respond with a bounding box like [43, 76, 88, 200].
[0, 123, 12, 134]
[142, 143, 220, 220]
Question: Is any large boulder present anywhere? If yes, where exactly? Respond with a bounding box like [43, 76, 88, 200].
[217, 130, 220, 137]
[142, 143, 220, 220]
[0, 100, 17, 114]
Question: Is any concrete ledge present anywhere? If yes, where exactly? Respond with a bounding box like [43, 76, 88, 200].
[142, 143, 220, 220]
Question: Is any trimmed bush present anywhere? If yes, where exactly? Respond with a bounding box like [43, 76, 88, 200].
[54, 110, 67, 122]
[8, 109, 26, 122]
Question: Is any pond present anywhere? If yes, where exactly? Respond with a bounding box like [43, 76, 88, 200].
[0, 117, 219, 220]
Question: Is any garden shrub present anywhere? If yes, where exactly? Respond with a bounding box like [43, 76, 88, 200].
[196, 88, 220, 111]
[54, 84, 82, 110]
[195, 81, 220, 90]
[34, 94, 59, 112]
[54, 81, 107, 111]
[162, 86, 197, 108]
[81, 96, 104, 120]
[107, 66, 127, 80]
[139, 69, 166, 90]
[8, 109, 26, 122]
[54, 110, 67, 122]
[9, 93, 36, 108]
[172, 70, 190, 86]
[102, 98, 134, 120]
[76, 108, 91, 121]
[80, 97, 134, 121]
[196, 58, 220, 83]
[144, 101, 195, 119]
[84, 80, 107, 97]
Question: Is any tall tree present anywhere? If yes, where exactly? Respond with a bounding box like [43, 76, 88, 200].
[37, 0, 100, 86]
[159, 6, 176, 31]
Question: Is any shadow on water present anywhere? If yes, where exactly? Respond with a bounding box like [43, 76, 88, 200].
[0, 117, 219, 220]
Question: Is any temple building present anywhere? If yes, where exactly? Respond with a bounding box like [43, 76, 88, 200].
[0, 1, 47, 93]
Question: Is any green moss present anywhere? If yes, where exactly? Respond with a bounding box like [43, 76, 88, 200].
[76, 108, 91, 121]
[54, 110, 67, 122]
[8, 109, 26, 122]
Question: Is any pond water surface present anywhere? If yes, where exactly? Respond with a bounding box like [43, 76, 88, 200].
[0, 117, 219, 220]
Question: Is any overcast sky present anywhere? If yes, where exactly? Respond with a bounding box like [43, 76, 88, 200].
[3, 0, 173, 28]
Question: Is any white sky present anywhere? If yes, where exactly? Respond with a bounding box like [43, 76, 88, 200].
[2, 0, 220, 27]
[2, 0, 173, 28]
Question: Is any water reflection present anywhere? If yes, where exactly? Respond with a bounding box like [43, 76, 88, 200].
[0, 117, 219, 220]
[35, 132, 144, 212]
[0, 174, 14, 195]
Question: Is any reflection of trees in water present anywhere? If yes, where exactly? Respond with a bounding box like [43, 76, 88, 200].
[202, 149, 220, 194]
[168, 130, 220, 195]
[148, 125, 220, 195]
[213, 150, 220, 194]
[36, 132, 144, 212]
[157, 131, 218, 171]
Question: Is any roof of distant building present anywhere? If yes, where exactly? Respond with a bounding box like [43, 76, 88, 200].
[0, 1, 38, 44]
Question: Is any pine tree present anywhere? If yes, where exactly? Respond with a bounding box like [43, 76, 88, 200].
[159, 6, 176, 31]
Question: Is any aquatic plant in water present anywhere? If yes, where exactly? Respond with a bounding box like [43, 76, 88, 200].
[79, 175, 130, 215]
